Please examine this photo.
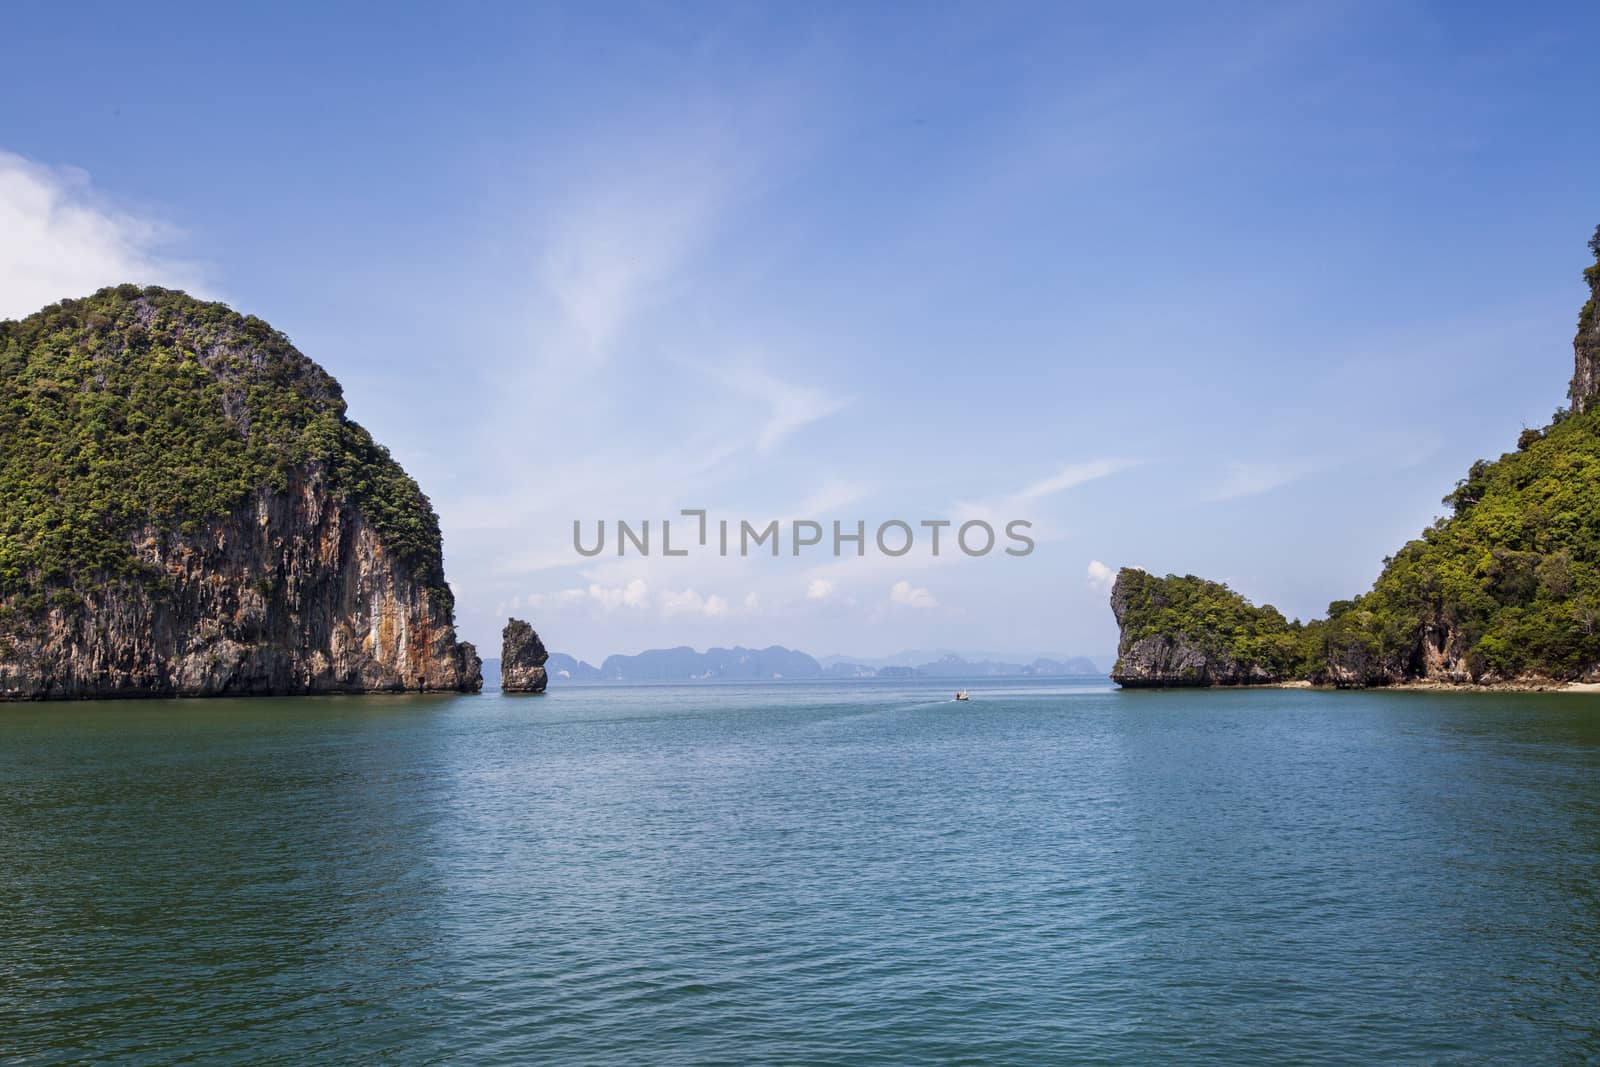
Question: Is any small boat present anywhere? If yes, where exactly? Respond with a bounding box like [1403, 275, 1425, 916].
[954, 690, 970, 701]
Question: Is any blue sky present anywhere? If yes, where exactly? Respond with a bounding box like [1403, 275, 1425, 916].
[3, 1, 1599, 662]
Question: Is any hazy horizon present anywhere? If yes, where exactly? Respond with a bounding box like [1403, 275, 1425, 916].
[502, 643, 1114, 668]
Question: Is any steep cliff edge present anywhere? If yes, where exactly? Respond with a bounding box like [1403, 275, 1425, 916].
[1569, 227, 1600, 413]
[0, 285, 481, 698]
[1110, 226, 1600, 689]
[501, 618, 549, 693]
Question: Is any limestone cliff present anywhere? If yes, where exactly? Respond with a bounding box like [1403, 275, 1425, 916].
[1569, 226, 1600, 413]
[0, 286, 481, 699]
[1108, 569, 1481, 689]
[1110, 569, 1295, 687]
[501, 618, 549, 693]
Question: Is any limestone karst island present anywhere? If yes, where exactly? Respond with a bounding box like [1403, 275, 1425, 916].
[1112, 227, 1600, 689]
[0, 286, 481, 698]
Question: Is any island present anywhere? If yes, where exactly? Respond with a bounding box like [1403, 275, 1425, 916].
[1112, 226, 1600, 689]
[0, 286, 481, 698]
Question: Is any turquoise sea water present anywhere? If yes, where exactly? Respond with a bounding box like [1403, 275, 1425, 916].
[2, 678, 1598, 1064]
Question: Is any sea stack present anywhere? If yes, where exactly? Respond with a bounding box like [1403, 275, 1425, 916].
[0, 286, 482, 699]
[501, 618, 549, 693]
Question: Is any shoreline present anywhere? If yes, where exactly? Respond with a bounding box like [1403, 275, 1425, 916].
[1269, 679, 1600, 694]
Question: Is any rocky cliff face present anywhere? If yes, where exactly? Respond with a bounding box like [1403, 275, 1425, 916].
[0, 286, 481, 699]
[500, 618, 548, 693]
[1110, 633, 1281, 687]
[1570, 226, 1600, 413]
[0, 465, 480, 698]
[1109, 570, 1290, 687]
[1314, 622, 1478, 688]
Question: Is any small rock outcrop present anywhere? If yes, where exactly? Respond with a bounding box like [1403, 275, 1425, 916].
[501, 618, 549, 693]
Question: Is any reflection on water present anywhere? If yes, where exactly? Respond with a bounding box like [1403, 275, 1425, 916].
[2, 680, 1598, 1064]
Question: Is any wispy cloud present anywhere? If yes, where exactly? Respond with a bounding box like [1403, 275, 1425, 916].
[1203, 459, 1327, 502]
[1016, 459, 1140, 501]
[1086, 559, 1116, 592]
[718, 364, 853, 453]
[806, 578, 836, 600]
[797, 479, 875, 516]
[528, 69, 823, 368]
[0, 150, 207, 318]
[952, 456, 1142, 536]
[538, 153, 732, 359]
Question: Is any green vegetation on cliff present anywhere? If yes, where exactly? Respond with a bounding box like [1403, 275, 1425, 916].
[1112, 568, 1304, 678]
[1118, 403, 1600, 685]
[0, 285, 452, 613]
[1315, 403, 1600, 681]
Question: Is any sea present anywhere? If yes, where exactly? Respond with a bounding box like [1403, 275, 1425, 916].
[3, 677, 1598, 1064]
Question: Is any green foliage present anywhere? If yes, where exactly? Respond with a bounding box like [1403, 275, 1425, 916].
[1116, 410, 1600, 683]
[1114, 568, 1306, 677]
[1326, 406, 1600, 680]
[0, 286, 452, 615]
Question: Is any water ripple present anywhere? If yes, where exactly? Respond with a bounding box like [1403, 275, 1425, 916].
[2, 680, 1599, 1064]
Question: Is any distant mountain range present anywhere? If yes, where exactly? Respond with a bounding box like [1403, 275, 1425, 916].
[492, 646, 1108, 685]
[817, 649, 1096, 669]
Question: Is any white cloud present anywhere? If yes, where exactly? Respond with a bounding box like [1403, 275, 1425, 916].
[525, 576, 749, 620]
[889, 580, 937, 609]
[806, 578, 836, 600]
[660, 588, 729, 617]
[527, 587, 589, 609]
[594, 579, 651, 610]
[1086, 559, 1116, 591]
[0, 150, 207, 319]
[529, 580, 651, 612]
